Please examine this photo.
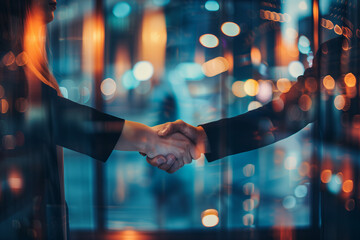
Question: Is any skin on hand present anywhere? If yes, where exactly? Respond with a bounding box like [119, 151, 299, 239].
[145, 120, 210, 174]
[117, 120, 198, 172]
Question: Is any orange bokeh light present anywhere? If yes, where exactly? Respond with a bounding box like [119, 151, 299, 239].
[244, 79, 259, 96]
[342, 180, 353, 193]
[277, 78, 292, 93]
[323, 75, 335, 90]
[334, 95, 346, 110]
[344, 73, 356, 87]
[321, 169, 332, 183]
[251, 47, 261, 66]
[299, 94, 312, 111]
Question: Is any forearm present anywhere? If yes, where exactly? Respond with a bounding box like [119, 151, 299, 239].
[115, 120, 154, 153]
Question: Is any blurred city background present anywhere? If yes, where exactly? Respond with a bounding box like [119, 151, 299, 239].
[43, 0, 359, 239]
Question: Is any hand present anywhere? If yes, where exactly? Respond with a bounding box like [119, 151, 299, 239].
[144, 120, 210, 173]
[157, 120, 210, 154]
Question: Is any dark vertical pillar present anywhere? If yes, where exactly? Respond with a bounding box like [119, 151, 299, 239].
[94, 0, 105, 232]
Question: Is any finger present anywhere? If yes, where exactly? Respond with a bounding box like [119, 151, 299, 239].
[146, 156, 166, 167]
[189, 143, 201, 160]
[159, 154, 176, 171]
[167, 160, 181, 174]
[158, 120, 183, 137]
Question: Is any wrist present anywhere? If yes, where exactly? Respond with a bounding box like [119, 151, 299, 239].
[196, 126, 210, 153]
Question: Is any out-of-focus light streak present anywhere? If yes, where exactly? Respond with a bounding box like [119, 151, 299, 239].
[199, 34, 219, 48]
[250, 47, 261, 66]
[221, 22, 240, 37]
[205, 0, 220, 12]
[201, 209, 219, 227]
[8, 169, 23, 194]
[139, 10, 167, 82]
[201, 57, 229, 77]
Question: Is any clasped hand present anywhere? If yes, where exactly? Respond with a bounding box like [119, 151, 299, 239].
[144, 120, 208, 174]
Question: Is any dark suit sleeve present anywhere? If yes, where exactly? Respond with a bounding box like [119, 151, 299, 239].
[200, 66, 318, 162]
[51, 96, 124, 162]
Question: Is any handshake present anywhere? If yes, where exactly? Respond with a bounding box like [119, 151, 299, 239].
[141, 120, 210, 174]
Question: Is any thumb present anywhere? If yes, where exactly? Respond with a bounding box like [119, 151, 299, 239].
[189, 144, 202, 160]
[158, 122, 179, 137]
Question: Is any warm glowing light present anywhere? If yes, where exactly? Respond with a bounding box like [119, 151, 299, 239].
[232, 81, 246, 97]
[101, 78, 117, 96]
[248, 101, 262, 111]
[221, 22, 240, 37]
[334, 25, 343, 35]
[284, 156, 297, 170]
[199, 34, 219, 48]
[243, 164, 255, 177]
[342, 180, 353, 193]
[321, 169, 332, 183]
[205, 0, 220, 11]
[257, 81, 273, 102]
[113, 2, 131, 18]
[288, 61, 305, 78]
[16, 52, 29, 66]
[344, 73, 356, 87]
[277, 78, 292, 93]
[243, 213, 254, 226]
[202, 57, 229, 77]
[251, 47, 261, 66]
[298, 1, 308, 10]
[299, 94, 312, 111]
[1, 99, 9, 114]
[140, 10, 167, 82]
[323, 75, 335, 90]
[334, 95, 346, 110]
[201, 209, 219, 227]
[244, 79, 259, 96]
[8, 170, 23, 194]
[2, 51, 15, 66]
[133, 61, 154, 81]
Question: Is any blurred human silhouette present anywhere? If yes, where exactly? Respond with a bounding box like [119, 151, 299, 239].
[0, 0, 199, 239]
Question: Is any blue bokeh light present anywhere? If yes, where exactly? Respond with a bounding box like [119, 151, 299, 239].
[113, 2, 131, 18]
[205, 0, 220, 12]
[176, 62, 204, 81]
[327, 174, 342, 194]
[122, 70, 140, 90]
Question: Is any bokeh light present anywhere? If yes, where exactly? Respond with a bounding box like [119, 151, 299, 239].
[344, 73, 356, 87]
[321, 169, 332, 183]
[243, 182, 255, 195]
[283, 196, 296, 209]
[284, 156, 297, 170]
[298, 1, 308, 10]
[243, 199, 255, 211]
[298, 94, 312, 111]
[205, 0, 220, 11]
[232, 81, 246, 97]
[248, 101, 262, 111]
[101, 78, 117, 96]
[294, 185, 308, 198]
[277, 78, 292, 93]
[122, 70, 140, 90]
[221, 22, 240, 37]
[199, 34, 219, 48]
[243, 164, 255, 177]
[202, 57, 229, 77]
[113, 2, 131, 18]
[201, 209, 219, 227]
[327, 174, 342, 194]
[342, 180, 353, 193]
[251, 47, 261, 66]
[176, 62, 204, 80]
[257, 81, 273, 102]
[243, 213, 254, 226]
[334, 95, 346, 110]
[323, 75, 335, 90]
[298, 35, 311, 54]
[288, 61, 305, 78]
[244, 79, 259, 96]
[133, 61, 154, 81]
